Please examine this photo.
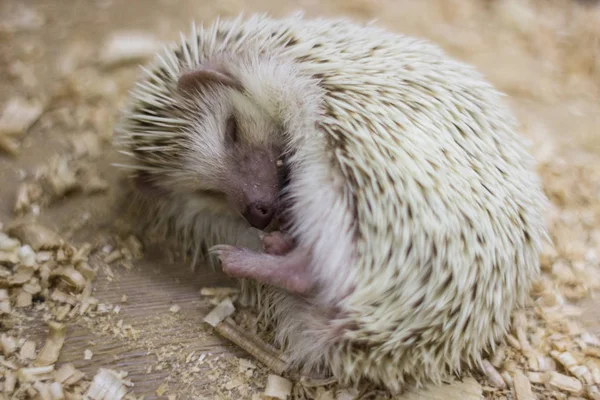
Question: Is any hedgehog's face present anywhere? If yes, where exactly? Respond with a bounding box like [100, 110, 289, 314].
[135, 64, 284, 230]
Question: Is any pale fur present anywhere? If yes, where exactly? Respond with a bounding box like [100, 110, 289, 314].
[114, 12, 549, 393]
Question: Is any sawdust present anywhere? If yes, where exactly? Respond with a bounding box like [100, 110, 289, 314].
[0, 219, 139, 398]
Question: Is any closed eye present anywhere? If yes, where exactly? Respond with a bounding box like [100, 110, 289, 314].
[195, 188, 227, 201]
[225, 115, 238, 144]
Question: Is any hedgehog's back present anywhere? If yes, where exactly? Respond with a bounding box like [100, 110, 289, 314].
[281, 14, 548, 390]
[236, 13, 548, 390]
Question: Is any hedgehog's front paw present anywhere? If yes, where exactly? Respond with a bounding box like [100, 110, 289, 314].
[262, 231, 295, 255]
[209, 244, 313, 295]
[209, 245, 250, 277]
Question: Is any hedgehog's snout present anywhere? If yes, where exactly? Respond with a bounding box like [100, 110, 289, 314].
[243, 201, 275, 230]
[228, 146, 281, 230]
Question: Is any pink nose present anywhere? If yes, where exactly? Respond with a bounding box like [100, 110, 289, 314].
[243, 202, 275, 230]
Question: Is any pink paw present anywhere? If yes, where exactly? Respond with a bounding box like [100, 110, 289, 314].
[262, 231, 295, 255]
[209, 244, 313, 295]
[209, 245, 250, 277]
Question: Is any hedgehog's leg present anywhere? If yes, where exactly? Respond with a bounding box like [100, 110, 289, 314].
[210, 244, 313, 295]
[262, 231, 296, 256]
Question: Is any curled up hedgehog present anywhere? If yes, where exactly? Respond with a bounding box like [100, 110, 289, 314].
[114, 13, 549, 393]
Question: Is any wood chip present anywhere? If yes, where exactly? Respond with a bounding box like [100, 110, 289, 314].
[0, 233, 20, 252]
[15, 289, 33, 307]
[514, 312, 532, 352]
[204, 299, 235, 327]
[76, 261, 95, 281]
[8, 265, 35, 285]
[200, 287, 240, 297]
[84, 368, 128, 400]
[7, 221, 62, 251]
[99, 31, 160, 67]
[55, 363, 77, 383]
[1, 334, 17, 355]
[482, 359, 506, 389]
[50, 289, 78, 305]
[55, 363, 85, 386]
[0, 97, 44, 135]
[19, 340, 36, 360]
[0, 299, 10, 314]
[506, 334, 521, 350]
[582, 333, 600, 347]
[156, 383, 168, 396]
[336, 388, 359, 400]
[17, 365, 54, 382]
[33, 381, 53, 400]
[491, 346, 506, 368]
[34, 321, 67, 367]
[264, 374, 292, 399]
[527, 371, 545, 384]
[4, 369, 17, 394]
[103, 249, 122, 264]
[18, 244, 36, 266]
[49, 381, 65, 400]
[547, 371, 583, 394]
[84, 349, 93, 360]
[512, 370, 535, 400]
[51, 267, 87, 292]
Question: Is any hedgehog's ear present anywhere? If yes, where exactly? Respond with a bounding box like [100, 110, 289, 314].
[177, 66, 242, 95]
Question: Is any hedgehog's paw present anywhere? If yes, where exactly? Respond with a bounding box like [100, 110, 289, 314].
[209, 245, 252, 275]
[263, 231, 295, 255]
[209, 244, 313, 294]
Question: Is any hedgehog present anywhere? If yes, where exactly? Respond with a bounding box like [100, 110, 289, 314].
[113, 13, 549, 393]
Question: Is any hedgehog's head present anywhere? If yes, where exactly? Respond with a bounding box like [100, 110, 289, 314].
[132, 54, 321, 231]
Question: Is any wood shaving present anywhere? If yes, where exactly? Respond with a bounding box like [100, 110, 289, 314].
[200, 287, 240, 297]
[547, 371, 583, 394]
[49, 381, 66, 399]
[6, 220, 63, 251]
[5, 369, 17, 394]
[17, 365, 54, 383]
[99, 31, 160, 67]
[12, 156, 109, 214]
[55, 363, 85, 386]
[264, 375, 293, 399]
[19, 340, 36, 361]
[34, 321, 66, 367]
[15, 289, 33, 307]
[103, 249, 122, 264]
[204, 299, 235, 328]
[482, 359, 506, 389]
[0, 97, 45, 155]
[156, 383, 168, 396]
[51, 267, 87, 291]
[511, 370, 535, 400]
[0, 6, 45, 34]
[1, 334, 18, 355]
[84, 368, 129, 400]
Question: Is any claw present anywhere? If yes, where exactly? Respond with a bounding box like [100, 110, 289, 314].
[208, 244, 239, 256]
